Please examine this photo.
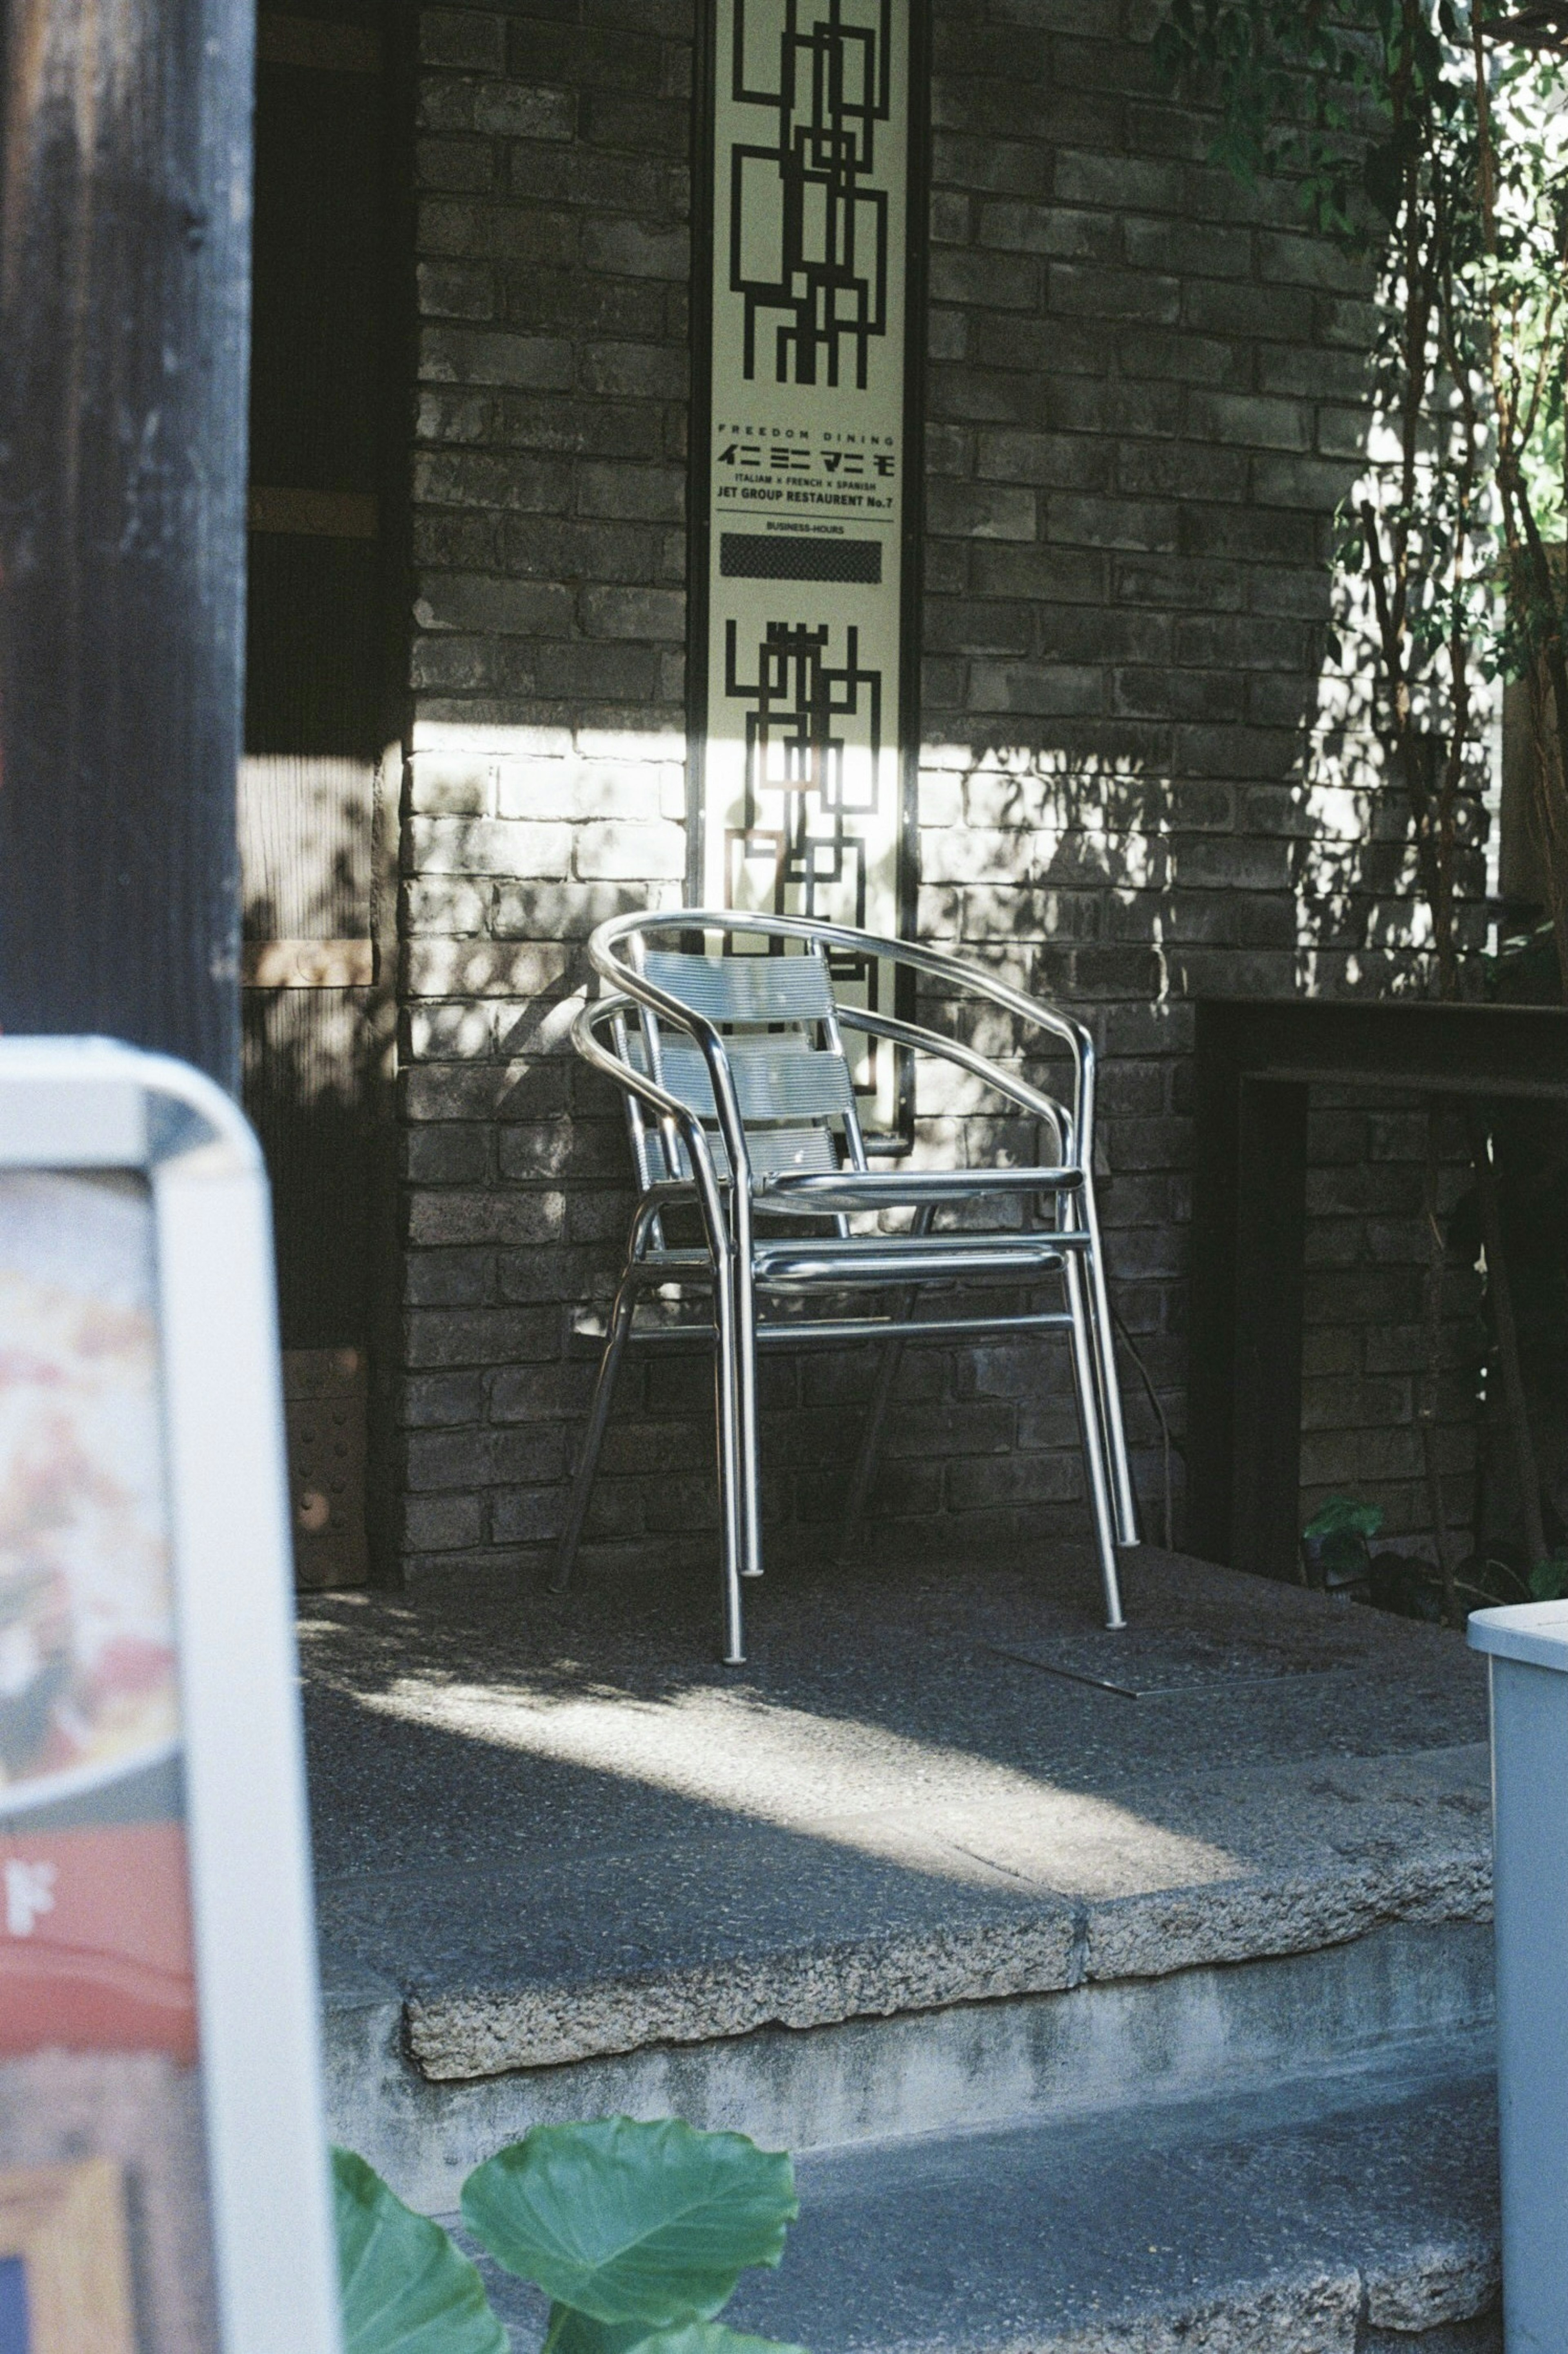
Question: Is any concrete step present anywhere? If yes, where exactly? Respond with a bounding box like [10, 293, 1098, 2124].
[323, 1916, 1494, 2211]
[460, 2044, 1501, 2354]
[307, 1556, 1490, 2102]
[315, 1735, 1492, 2088]
[313, 1560, 1501, 2348]
[313, 1552, 1495, 2211]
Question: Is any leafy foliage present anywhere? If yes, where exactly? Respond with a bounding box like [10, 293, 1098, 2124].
[334, 2121, 804, 2354]
[1154, 0, 1568, 999]
[1302, 1494, 1388, 1587]
[1528, 1546, 1568, 1597]
[334, 2148, 508, 2354]
[1304, 1494, 1388, 1540]
[1150, 0, 1454, 241]
[461, 2119, 797, 2331]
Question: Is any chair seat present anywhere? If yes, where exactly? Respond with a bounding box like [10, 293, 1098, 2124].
[629, 1230, 1076, 1289]
[753, 1232, 1072, 1287]
[754, 1166, 1079, 1212]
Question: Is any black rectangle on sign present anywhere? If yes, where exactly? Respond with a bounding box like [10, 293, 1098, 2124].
[719, 534, 882, 584]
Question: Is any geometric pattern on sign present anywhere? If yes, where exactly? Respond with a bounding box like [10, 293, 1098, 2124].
[722, 616, 882, 937]
[729, 0, 892, 387]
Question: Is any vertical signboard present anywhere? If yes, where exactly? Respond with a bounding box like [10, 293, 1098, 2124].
[691, 0, 927, 1132]
[0, 1042, 340, 2354]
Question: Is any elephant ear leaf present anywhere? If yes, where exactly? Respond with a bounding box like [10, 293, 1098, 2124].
[549, 2314, 808, 2354]
[334, 2147, 508, 2354]
[460, 2117, 798, 2328]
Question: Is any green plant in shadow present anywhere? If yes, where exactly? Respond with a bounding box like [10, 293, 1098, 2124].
[334, 2120, 804, 2354]
[1529, 1546, 1568, 1599]
[336, 2150, 508, 2354]
[1302, 1494, 1387, 1588]
[1154, 0, 1568, 1001]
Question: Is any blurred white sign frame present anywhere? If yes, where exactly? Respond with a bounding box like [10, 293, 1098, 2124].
[0, 1037, 340, 2354]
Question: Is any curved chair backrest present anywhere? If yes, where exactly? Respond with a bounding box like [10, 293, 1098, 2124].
[590, 907, 1093, 1188]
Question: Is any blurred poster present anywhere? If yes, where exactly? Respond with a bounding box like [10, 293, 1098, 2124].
[0, 1172, 217, 2351]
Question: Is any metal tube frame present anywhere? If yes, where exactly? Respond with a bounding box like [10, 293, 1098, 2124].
[559, 913, 1138, 1657]
[569, 1305, 1078, 1352]
[550, 1263, 638, 1593]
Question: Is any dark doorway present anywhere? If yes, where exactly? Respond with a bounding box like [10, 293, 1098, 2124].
[242, 0, 408, 1586]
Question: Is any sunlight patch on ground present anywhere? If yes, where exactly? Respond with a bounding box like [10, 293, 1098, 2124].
[357, 1677, 1242, 1899]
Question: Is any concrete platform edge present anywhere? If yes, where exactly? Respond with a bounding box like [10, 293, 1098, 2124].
[324, 1915, 1496, 2213]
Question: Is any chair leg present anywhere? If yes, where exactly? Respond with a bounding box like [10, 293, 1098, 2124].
[550, 1276, 637, 1593]
[838, 1209, 933, 1563]
[732, 1243, 764, 1583]
[837, 1333, 906, 1563]
[1080, 1187, 1139, 1548]
[1065, 1248, 1126, 1630]
[712, 1248, 746, 1664]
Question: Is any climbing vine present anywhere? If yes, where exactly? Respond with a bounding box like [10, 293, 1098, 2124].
[1154, 0, 1568, 1000]
[1155, 2, 1568, 1599]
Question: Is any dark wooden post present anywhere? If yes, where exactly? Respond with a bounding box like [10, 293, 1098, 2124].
[1186, 998, 1568, 1585]
[1187, 1002, 1309, 1578]
[0, 0, 254, 1087]
[1228, 1075, 1310, 1577]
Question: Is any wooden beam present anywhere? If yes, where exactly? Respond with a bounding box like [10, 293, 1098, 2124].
[256, 14, 382, 73]
[1185, 1000, 1243, 1565]
[242, 939, 376, 988]
[1186, 996, 1568, 1581]
[247, 487, 379, 540]
[0, 0, 254, 1086]
[1228, 1075, 1310, 1579]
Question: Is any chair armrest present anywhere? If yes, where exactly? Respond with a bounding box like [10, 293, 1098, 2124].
[572, 998, 737, 1246]
[834, 1004, 1074, 1164]
[580, 965, 755, 1193]
[755, 1169, 1077, 1215]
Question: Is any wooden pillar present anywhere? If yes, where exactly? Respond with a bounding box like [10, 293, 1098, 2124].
[1186, 1000, 1243, 1564]
[0, 0, 254, 1087]
[1187, 1003, 1310, 1578]
[1228, 1075, 1310, 1577]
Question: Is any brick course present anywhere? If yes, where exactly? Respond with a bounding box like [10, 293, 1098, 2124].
[394, 0, 1490, 1593]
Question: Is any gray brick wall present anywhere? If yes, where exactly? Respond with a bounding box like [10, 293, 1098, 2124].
[909, 0, 1487, 1562]
[401, 0, 693, 1578]
[393, 0, 1489, 1594]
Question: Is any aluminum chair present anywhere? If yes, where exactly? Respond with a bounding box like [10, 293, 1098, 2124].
[552, 909, 1138, 1661]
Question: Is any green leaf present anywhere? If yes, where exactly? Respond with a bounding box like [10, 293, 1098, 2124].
[1303, 1494, 1385, 1541]
[1316, 1529, 1372, 1577]
[549, 2313, 808, 2354]
[334, 2148, 508, 2354]
[1529, 1552, 1568, 1601]
[462, 2118, 798, 2329]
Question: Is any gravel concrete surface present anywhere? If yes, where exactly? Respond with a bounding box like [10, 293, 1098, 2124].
[454, 2051, 1500, 2354]
[300, 1546, 1490, 2077]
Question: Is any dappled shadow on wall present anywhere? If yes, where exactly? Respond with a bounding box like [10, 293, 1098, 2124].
[241, 521, 385, 1353]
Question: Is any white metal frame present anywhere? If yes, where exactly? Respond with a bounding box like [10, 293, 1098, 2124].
[0, 1038, 341, 2354]
[1468, 1599, 1568, 2354]
[555, 911, 1138, 1660]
